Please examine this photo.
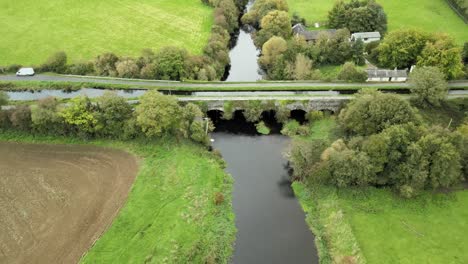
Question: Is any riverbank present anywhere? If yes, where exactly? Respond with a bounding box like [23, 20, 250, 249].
[0, 131, 236, 263]
[290, 101, 468, 263]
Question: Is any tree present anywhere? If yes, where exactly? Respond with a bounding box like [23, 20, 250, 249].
[96, 92, 133, 138]
[377, 29, 430, 69]
[286, 139, 330, 181]
[259, 36, 288, 69]
[95, 52, 119, 76]
[41, 51, 67, 73]
[417, 35, 464, 80]
[409, 66, 448, 107]
[214, 0, 239, 33]
[328, 0, 387, 34]
[116, 58, 140, 78]
[31, 97, 64, 135]
[401, 128, 463, 195]
[255, 10, 291, 47]
[60, 96, 98, 137]
[339, 90, 420, 136]
[153, 46, 188, 80]
[135, 91, 182, 137]
[0, 91, 8, 107]
[293, 53, 313, 80]
[351, 38, 365, 65]
[337, 62, 367, 82]
[241, 0, 289, 27]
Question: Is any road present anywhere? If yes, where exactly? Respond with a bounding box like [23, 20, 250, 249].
[1, 74, 468, 89]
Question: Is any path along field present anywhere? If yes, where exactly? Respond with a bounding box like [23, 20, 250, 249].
[0, 142, 138, 264]
[287, 0, 468, 44]
[0, 0, 213, 65]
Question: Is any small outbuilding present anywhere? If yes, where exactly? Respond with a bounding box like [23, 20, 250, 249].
[292, 24, 337, 43]
[350, 32, 381, 43]
[366, 69, 408, 82]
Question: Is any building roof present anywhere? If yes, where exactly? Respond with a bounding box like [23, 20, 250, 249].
[351, 32, 381, 39]
[292, 24, 337, 41]
[366, 69, 408, 78]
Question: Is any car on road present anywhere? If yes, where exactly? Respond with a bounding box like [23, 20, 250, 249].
[16, 67, 35, 76]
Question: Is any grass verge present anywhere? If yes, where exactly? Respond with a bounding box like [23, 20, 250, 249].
[0, 131, 236, 263]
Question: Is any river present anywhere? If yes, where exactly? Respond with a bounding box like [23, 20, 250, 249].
[223, 0, 263, 82]
[212, 132, 318, 263]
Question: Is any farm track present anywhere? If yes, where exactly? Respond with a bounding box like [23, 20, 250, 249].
[0, 142, 138, 264]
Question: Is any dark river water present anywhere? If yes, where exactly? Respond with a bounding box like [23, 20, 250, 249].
[212, 133, 318, 264]
[224, 0, 263, 82]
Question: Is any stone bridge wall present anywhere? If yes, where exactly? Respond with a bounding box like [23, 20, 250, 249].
[205, 98, 348, 113]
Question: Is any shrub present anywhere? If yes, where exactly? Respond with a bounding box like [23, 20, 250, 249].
[0, 91, 8, 106]
[255, 10, 292, 47]
[140, 63, 158, 79]
[256, 121, 270, 135]
[281, 120, 309, 136]
[214, 192, 225, 205]
[5, 64, 22, 73]
[10, 105, 32, 131]
[68, 61, 94, 75]
[409, 66, 448, 107]
[116, 58, 140, 78]
[337, 62, 367, 82]
[60, 96, 98, 137]
[328, 0, 387, 34]
[307, 111, 324, 121]
[94, 52, 119, 76]
[31, 97, 65, 135]
[40, 51, 67, 73]
[153, 46, 188, 80]
[339, 90, 420, 136]
[286, 139, 329, 180]
[275, 105, 290, 123]
[96, 92, 133, 138]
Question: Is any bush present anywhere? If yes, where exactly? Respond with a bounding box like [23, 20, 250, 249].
[96, 92, 133, 138]
[68, 61, 95, 75]
[41, 51, 67, 73]
[31, 97, 65, 135]
[10, 105, 32, 131]
[337, 62, 367, 82]
[214, 192, 225, 205]
[153, 46, 188, 80]
[116, 58, 140, 78]
[328, 0, 387, 34]
[409, 66, 448, 107]
[307, 111, 324, 121]
[281, 120, 309, 136]
[339, 90, 420, 136]
[5, 64, 22, 73]
[256, 121, 270, 135]
[0, 91, 8, 106]
[94, 52, 119, 76]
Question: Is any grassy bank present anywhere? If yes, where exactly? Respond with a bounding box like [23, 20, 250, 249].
[0, 0, 213, 65]
[0, 132, 236, 263]
[287, 0, 468, 44]
[294, 183, 468, 264]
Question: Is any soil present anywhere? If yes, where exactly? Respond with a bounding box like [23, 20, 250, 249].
[0, 142, 138, 264]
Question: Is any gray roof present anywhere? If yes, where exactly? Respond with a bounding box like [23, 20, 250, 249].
[351, 32, 381, 39]
[366, 69, 407, 78]
[292, 24, 337, 41]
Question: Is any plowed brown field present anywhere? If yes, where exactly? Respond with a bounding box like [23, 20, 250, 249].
[0, 142, 138, 264]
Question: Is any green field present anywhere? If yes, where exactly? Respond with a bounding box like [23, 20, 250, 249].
[295, 184, 468, 263]
[0, 0, 213, 65]
[287, 0, 468, 44]
[0, 133, 235, 263]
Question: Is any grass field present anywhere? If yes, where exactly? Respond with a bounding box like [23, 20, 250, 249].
[294, 184, 468, 264]
[0, 133, 235, 263]
[0, 0, 213, 65]
[287, 0, 468, 44]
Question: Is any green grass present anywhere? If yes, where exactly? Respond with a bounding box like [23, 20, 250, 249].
[416, 98, 468, 129]
[294, 183, 468, 264]
[0, 0, 213, 65]
[0, 132, 235, 263]
[288, 0, 468, 44]
[306, 117, 338, 140]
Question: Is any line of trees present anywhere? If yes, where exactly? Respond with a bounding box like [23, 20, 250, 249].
[287, 90, 467, 198]
[0, 0, 246, 81]
[0, 91, 214, 145]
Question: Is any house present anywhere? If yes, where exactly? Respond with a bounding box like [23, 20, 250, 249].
[366, 69, 408, 82]
[292, 24, 337, 43]
[350, 32, 381, 43]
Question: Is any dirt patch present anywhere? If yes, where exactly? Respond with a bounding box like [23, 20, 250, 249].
[0, 142, 138, 264]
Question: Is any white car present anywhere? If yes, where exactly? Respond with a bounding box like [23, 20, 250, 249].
[16, 67, 35, 76]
